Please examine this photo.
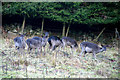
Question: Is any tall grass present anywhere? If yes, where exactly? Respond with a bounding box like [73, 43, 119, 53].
[0, 37, 119, 78]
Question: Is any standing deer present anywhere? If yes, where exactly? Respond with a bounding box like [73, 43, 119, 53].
[48, 36, 63, 51]
[32, 32, 49, 54]
[14, 34, 26, 54]
[62, 37, 78, 55]
[26, 38, 42, 54]
[80, 42, 107, 59]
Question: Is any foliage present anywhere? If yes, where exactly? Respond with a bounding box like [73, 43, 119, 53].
[2, 2, 120, 26]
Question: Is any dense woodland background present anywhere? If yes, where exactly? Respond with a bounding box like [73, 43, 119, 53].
[2, 2, 120, 44]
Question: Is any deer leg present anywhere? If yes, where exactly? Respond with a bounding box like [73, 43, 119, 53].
[27, 47, 29, 54]
[40, 46, 42, 53]
[80, 47, 85, 58]
[48, 45, 52, 54]
[37, 47, 41, 56]
[15, 46, 18, 50]
[32, 48, 34, 54]
[17, 48, 20, 54]
[38, 46, 42, 56]
[30, 48, 33, 54]
[43, 46, 46, 55]
[61, 44, 66, 57]
[28, 47, 32, 54]
[19, 48, 22, 54]
[93, 52, 96, 59]
[80, 51, 84, 58]
[49, 44, 52, 51]
[52, 45, 56, 51]
[83, 52, 87, 60]
[70, 47, 73, 56]
[62, 43, 65, 51]
[83, 52, 87, 57]
[21, 48, 24, 54]
[49, 46, 51, 52]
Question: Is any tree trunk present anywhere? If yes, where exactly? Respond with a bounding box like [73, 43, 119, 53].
[62, 23, 65, 37]
[0, 26, 2, 38]
[41, 18, 44, 35]
[66, 24, 70, 37]
[115, 28, 120, 39]
[21, 17, 25, 34]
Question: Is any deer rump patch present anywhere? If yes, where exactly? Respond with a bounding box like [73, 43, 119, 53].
[85, 47, 93, 53]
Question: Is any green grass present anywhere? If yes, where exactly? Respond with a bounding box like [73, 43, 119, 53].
[0, 38, 119, 78]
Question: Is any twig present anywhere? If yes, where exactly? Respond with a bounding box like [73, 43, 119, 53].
[94, 27, 105, 41]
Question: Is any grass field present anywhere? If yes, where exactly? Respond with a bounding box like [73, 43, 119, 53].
[0, 36, 119, 79]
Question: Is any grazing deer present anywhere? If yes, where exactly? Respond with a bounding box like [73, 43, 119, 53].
[32, 32, 49, 54]
[80, 42, 107, 59]
[62, 37, 78, 55]
[26, 38, 42, 54]
[14, 34, 26, 53]
[48, 36, 63, 51]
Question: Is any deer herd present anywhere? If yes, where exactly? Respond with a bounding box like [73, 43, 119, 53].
[13, 32, 107, 59]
